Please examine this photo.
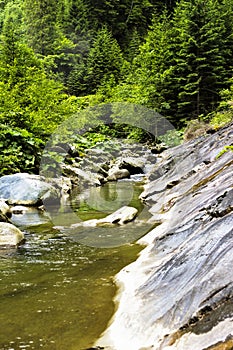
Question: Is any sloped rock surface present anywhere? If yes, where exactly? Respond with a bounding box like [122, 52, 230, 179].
[96, 123, 233, 350]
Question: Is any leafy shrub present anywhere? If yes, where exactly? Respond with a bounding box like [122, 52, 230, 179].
[157, 129, 183, 147]
[209, 112, 233, 129]
[0, 124, 44, 175]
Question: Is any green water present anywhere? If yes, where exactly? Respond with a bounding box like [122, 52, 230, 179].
[0, 181, 151, 350]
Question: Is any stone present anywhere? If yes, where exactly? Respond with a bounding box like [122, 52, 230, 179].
[69, 206, 138, 229]
[0, 199, 11, 221]
[0, 222, 24, 246]
[61, 164, 103, 186]
[0, 173, 59, 206]
[116, 157, 145, 174]
[98, 206, 138, 225]
[107, 167, 130, 181]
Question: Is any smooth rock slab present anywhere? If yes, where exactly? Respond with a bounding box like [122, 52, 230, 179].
[0, 173, 59, 205]
[69, 206, 138, 228]
[96, 122, 233, 350]
[0, 222, 24, 246]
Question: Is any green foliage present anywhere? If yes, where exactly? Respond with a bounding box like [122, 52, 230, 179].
[216, 145, 233, 159]
[23, 0, 65, 55]
[157, 129, 183, 147]
[85, 27, 125, 93]
[209, 112, 233, 129]
[208, 78, 233, 128]
[1, 0, 233, 175]
[0, 124, 44, 175]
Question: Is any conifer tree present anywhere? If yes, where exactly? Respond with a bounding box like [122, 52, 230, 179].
[23, 0, 63, 55]
[85, 27, 124, 93]
[168, 0, 232, 121]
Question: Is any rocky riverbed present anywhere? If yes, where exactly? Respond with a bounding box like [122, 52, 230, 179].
[0, 122, 232, 350]
[96, 122, 233, 350]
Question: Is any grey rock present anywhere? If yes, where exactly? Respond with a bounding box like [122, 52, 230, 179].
[116, 156, 145, 174]
[107, 167, 130, 181]
[97, 122, 233, 350]
[0, 173, 59, 206]
[69, 206, 138, 229]
[61, 164, 103, 186]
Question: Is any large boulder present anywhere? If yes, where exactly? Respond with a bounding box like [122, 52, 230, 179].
[61, 164, 104, 186]
[0, 222, 24, 246]
[0, 173, 59, 206]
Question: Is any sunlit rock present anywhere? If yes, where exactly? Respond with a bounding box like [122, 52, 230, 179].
[96, 122, 233, 350]
[0, 173, 59, 206]
[69, 206, 138, 228]
[0, 222, 24, 246]
[107, 167, 130, 181]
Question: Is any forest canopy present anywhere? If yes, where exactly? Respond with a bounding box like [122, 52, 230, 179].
[0, 0, 233, 174]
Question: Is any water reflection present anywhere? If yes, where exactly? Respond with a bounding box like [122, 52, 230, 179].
[0, 180, 150, 349]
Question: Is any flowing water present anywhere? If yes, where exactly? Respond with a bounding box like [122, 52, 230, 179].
[0, 180, 151, 350]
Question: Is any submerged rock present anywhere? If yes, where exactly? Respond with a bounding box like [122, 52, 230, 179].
[96, 122, 233, 350]
[69, 206, 138, 228]
[0, 222, 24, 246]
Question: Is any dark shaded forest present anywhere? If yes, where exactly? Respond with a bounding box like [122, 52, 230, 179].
[0, 0, 232, 174]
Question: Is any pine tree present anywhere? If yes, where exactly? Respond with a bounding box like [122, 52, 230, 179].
[85, 27, 124, 93]
[168, 0, 231, 122]
[23, 0, 63, 55]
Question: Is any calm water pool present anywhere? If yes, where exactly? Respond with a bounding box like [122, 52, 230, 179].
[0, 181, 151, 349]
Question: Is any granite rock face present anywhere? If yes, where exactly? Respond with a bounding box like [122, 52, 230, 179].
[97, 123, 233, 350]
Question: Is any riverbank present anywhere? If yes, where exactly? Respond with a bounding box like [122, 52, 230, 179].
[96, 122, 233, 350]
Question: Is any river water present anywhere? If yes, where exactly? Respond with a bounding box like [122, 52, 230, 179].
[0, 180, 151, 349]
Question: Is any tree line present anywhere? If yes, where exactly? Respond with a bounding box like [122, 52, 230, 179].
[0, 0, 232, 174]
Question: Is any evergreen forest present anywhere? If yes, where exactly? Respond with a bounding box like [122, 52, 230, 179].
[0, 0, 233, 175]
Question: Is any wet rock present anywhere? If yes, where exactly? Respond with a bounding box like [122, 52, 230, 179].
[70, 206, 138, 228]
[0, 173, 59, 206]
[60, 141, 157, 186]
[96, 122, 233, 350]
[99, 206, 138, 225]
[0, 222, 24, 246]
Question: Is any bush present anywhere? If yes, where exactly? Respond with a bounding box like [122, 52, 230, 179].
[0, 124, 44, 175]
